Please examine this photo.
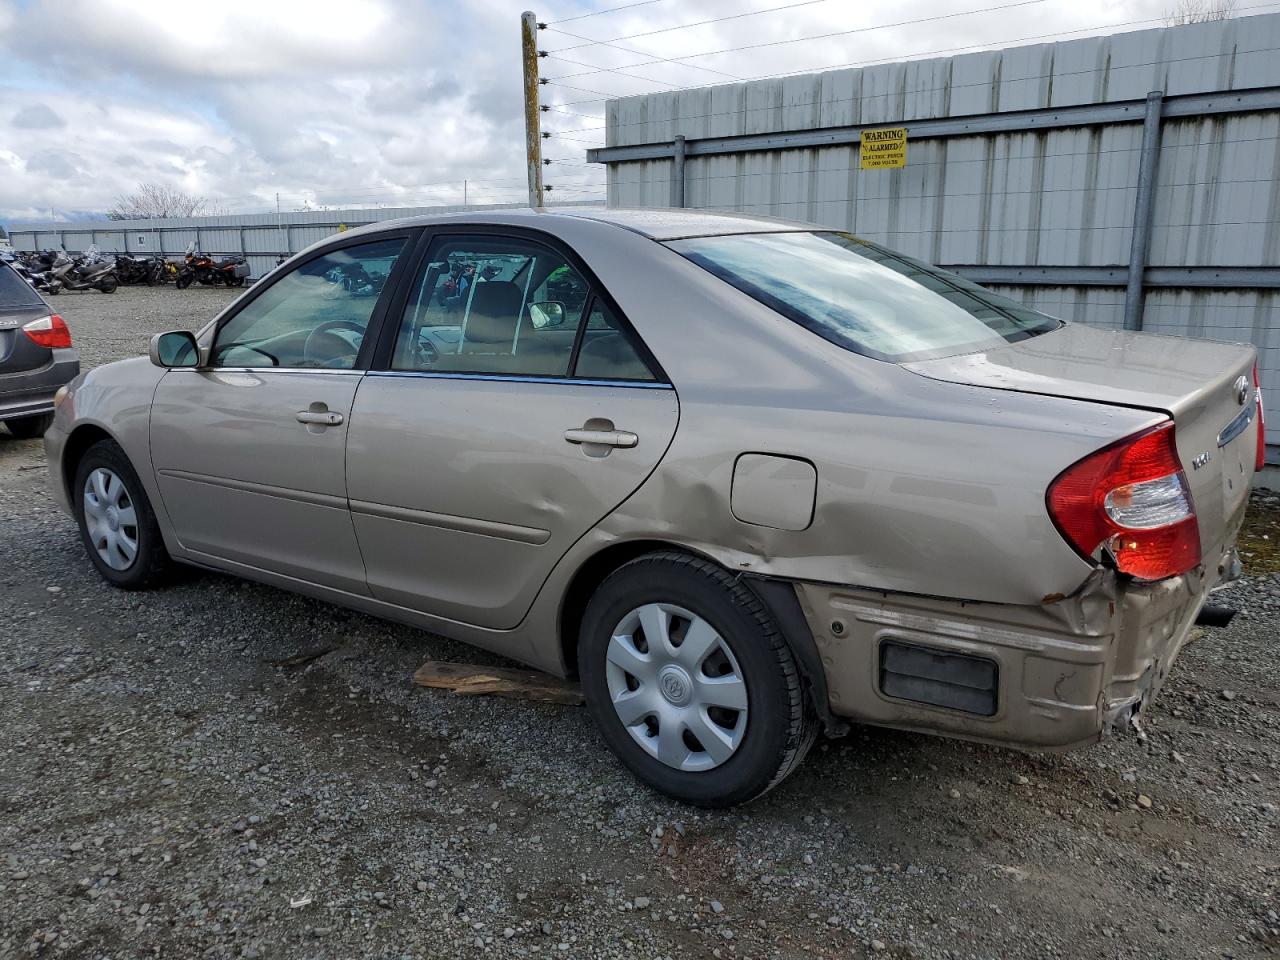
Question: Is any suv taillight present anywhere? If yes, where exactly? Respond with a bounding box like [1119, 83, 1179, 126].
[22, 314, 72, 349]
[1254, 363, 1266, 473]
[1047, 421, 1200, 581]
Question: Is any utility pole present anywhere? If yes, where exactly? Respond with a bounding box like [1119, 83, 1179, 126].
[521, 11, 544, 208]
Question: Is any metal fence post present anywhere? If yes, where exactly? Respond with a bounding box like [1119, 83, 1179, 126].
[671, 135, 687, 208]
[1123, 90, 1165, 331]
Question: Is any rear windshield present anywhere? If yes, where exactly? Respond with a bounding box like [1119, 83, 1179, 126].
[668, 231, 1060, 363]
[0, 263, 42, 308]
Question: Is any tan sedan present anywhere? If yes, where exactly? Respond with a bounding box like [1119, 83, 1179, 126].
[45, 209, 1263, 806]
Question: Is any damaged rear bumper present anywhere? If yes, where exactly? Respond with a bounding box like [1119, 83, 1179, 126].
[794, 551, 1236, 750]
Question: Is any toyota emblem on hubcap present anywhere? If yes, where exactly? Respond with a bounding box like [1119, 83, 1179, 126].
[658, 665, 693, 706]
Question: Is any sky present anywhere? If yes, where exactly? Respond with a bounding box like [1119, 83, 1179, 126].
[0, 0, 1254, 224]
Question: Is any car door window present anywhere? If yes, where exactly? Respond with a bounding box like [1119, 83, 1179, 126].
[573, 298, 658, 382]
[211, 238, 405, 369]
[392, 237, 589, 377]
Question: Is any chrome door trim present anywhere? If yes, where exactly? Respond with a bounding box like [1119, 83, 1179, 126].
[156, 469, 349, 510]
[364, 370, 673, 389]
[348, 498, 552, 545]
[169, 367, 365, 376]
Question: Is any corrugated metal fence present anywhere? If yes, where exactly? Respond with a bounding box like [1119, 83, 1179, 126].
[7, 201, 596, 287]
[588, 14, 1280, 462]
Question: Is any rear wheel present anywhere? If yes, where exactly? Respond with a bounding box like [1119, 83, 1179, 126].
[579, 552, 817, 807]
[98, 276, 118, 293]
[3, 414, 54, 439]
[175, 275, 192, 290]
[72, 439, 173, 589]
[230, 276, 246, 287]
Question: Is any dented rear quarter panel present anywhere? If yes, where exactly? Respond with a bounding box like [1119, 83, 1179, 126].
[566, 225, 1164, 608]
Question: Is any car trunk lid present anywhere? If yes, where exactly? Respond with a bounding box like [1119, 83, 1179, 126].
[0, 305, 57, 375]
[904, 322, 1259, 565]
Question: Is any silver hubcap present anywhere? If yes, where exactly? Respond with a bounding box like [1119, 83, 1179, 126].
[606, 603, 749, 772]
[82, 467, 138, 571]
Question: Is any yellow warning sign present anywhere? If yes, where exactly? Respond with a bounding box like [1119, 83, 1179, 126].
[860, 127, 907, 170]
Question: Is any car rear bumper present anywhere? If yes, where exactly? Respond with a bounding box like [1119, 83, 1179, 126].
[0, 350, 79, 420]
[794, 547, 1235, 750]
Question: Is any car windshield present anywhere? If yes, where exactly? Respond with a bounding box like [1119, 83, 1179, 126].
[668, 231, 1061, 363]
[0, 263, 42, 307]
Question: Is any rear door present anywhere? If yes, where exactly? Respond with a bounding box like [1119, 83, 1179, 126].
[149, 234, 412, 593]
[346, 230, 679, 629]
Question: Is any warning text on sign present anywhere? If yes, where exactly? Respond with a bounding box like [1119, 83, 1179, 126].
[860, 127, 907, 170]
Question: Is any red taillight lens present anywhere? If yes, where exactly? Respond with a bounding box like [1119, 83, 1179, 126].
[22, 314, 72, 349]
[1047, 421, 1201, 581]
[1254, 362, 1266, 473]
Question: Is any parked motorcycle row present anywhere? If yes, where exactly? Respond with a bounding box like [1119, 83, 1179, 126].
[3, 242, 250, 295]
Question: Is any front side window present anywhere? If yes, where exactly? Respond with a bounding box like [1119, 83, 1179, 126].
[668, 232, 1060, 363]
[211, 237, 405, 369]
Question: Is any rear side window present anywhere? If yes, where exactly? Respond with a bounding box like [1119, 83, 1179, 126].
[392, 235, 658, 382]
[668, 231, 1060, 363]
[0, 263, 42, 307]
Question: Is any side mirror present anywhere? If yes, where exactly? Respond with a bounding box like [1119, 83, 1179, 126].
[149, 330, 199, 368]
[529, 300, 566, 329]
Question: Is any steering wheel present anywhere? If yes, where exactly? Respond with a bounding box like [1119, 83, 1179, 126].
[303, 319, 365, 368]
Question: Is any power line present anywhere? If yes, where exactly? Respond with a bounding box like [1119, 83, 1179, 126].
[547, 0, 841, 50]
[545, 0, 676, 26]
[542, 0, 1049, 72]
[542, 4, 1280, 107]
[544, 26, 745, 81]
[542, 51, 685, 89]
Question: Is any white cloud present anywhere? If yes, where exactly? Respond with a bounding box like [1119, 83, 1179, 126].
[0, 0, 1199, 221]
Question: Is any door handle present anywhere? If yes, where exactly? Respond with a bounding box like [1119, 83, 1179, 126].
[297, 410, 344, 426]
[564, 428, 638, 448]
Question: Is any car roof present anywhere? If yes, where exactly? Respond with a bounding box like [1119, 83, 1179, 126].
[348, 207, 816, 243]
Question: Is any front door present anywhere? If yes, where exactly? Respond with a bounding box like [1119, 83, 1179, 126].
[346, 232, 679, 629]
[149, 235, 410, 594]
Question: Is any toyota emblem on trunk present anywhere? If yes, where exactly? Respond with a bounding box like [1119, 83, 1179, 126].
[1233, 375, 1249, 405]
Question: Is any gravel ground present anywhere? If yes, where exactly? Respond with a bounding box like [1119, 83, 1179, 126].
[2, 286, 1277, 960]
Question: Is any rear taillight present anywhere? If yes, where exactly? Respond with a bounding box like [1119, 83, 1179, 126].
[1254, 362, 1266, 473]
[22, 314, 72, 349]
[1047, 421, 1200, 581]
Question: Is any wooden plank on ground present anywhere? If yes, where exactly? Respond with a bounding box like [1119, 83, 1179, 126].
[413, 661, 584, 705]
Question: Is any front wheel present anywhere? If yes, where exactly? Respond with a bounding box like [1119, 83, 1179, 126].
[72, 439, 174, 589]
[579, 552, 817, 807]
[175, 275, 192, 290]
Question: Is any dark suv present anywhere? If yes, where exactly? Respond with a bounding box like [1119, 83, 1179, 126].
[1, 260, 79, 439]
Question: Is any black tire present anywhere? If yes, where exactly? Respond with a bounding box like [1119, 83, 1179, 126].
[98, 276, 118, 293]
[175, 275, 192, 290]
[230, 276, 246, 287]
[3, 413, 54, 439]
[72, 439, 173, 589]
[579, 552, 817, 807]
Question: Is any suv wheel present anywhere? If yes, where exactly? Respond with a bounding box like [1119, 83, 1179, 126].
[579, 552, 817, 807]
[72, 439, 173, 589]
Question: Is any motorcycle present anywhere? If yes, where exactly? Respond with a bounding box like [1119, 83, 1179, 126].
[176, 243, 250, 289]
[46, 245, 119, 294]
[114, 254, 165, 285]
[16, 250, 64, 295]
